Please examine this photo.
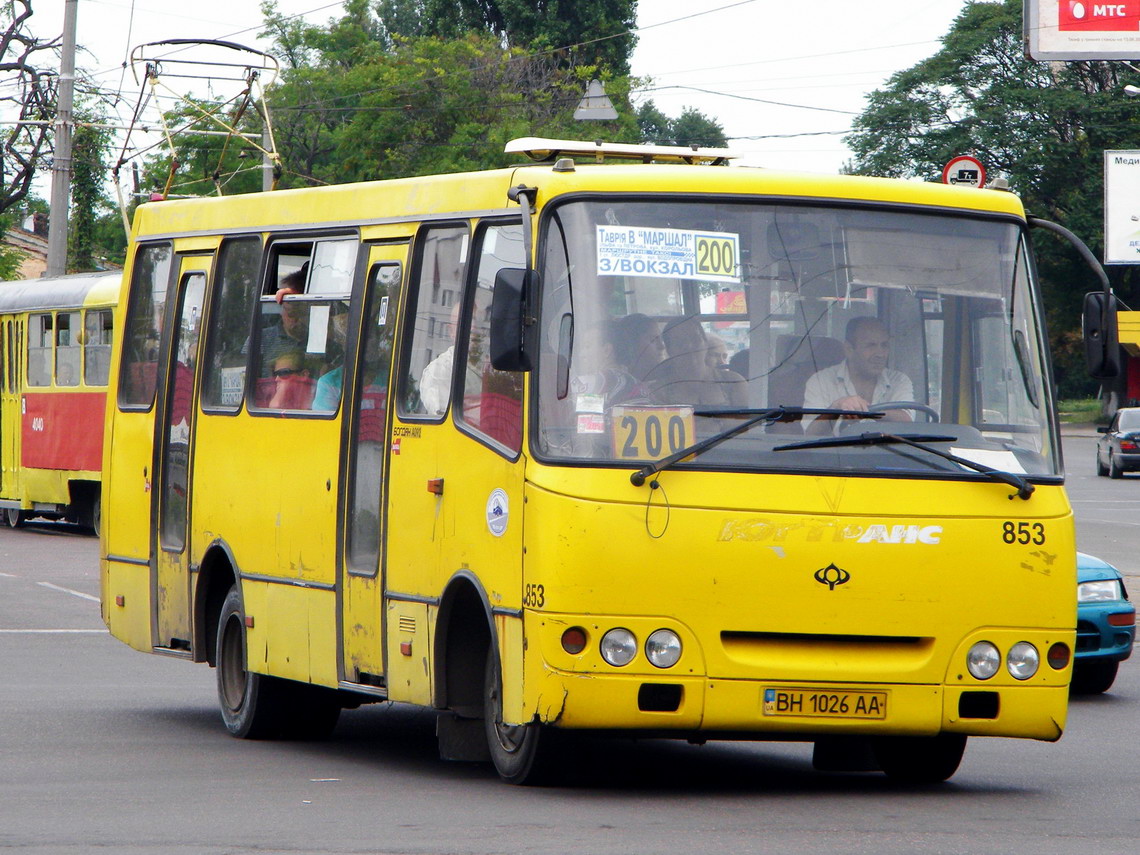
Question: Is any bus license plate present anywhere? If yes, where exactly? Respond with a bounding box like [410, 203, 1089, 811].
[763, 688, 887, 719]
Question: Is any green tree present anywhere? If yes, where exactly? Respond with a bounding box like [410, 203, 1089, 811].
[637, 100, 727, 147]
[67, 116, 113, 271]
[411, 0, 637, 74]
[256, 2, 639, 187]
[844, 0, 1140, 398]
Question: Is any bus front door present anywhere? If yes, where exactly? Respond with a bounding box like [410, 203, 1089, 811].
[338, 246, 404, 688]
[153, 257, 210, 651]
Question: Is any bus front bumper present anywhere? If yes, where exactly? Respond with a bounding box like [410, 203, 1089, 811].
[529, 671, 1068, 742]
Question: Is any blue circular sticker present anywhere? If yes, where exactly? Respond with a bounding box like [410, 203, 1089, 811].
[486, 488, 509, 537]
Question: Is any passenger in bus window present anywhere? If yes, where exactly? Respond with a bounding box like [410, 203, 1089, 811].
[313, 305, 350, 412]
[647, 316, 746, 407]
[706, 333, 730, 371]
[612, 313, 666, 383]
[419, 304, 462, 415]
[802, 316, 913, 434]
[267, 351, 315, 410]
[570, 320, 653, 409]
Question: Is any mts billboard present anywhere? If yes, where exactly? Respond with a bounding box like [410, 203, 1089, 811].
[1027, 0, 1140, 58]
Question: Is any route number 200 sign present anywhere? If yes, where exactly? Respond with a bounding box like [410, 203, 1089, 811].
[596, 226, 741, 283]
[611, 406, 696, 460]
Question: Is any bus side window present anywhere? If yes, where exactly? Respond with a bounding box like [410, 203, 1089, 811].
[200, 237, 261, 411]
[120, 243, 174, 408]
[27, 313, 52, 387]
[457, 223, 524, 453]
[56, 311, 80, 387]
[83, 310, 113, 387]
[398, 224, 469, 417]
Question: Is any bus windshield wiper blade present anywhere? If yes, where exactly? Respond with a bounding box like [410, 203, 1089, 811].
[774, 431, 1035, 501]
[629, 407, 882, 487]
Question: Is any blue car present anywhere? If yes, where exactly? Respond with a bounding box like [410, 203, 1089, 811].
[1074, 553, 1136, 694]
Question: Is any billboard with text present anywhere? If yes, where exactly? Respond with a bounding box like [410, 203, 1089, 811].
[1026, 0, 1140, 59]
[1103, 151, 1140, 264]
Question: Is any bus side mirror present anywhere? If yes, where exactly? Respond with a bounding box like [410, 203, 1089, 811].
[1083, 291, 1120, 379]
[490, 267, 534, 372]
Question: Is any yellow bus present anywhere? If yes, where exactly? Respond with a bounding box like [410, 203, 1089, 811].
[101, 138, 1085, 785]
[0, 272, 119, 532]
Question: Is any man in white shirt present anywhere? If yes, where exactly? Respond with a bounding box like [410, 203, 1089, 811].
[803, 317, 914, 434]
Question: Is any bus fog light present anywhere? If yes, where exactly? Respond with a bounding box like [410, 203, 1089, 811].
[645, 629, 682, 668]
[600, 628, 637, 666]
[966, 641, 1000, 680]
[561, 627, 588, 655]
[1047, 642, 1070, 670]
[1007, 642, 1039, 680]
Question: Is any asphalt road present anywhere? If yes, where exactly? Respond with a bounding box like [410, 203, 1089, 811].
[1, 433, 1137, 855]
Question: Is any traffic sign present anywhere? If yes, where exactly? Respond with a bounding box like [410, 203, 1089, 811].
[942, 155, 986, 188]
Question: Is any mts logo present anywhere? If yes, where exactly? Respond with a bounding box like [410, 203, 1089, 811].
[1060, 1, 1140, 31]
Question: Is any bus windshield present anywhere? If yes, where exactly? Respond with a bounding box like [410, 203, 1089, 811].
[535, 198, 1059, 479]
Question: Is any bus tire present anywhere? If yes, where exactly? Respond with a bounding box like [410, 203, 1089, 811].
[483, 648, 557, 785]
[215, 586, 288, 739]
[5, 508, 26, 529]
[872, 733, 966, 784]
[89, 493, 101, 537]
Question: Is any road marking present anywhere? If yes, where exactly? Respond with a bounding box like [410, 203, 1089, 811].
[0, 629, 107, 633]
[36, 581, 99, 602]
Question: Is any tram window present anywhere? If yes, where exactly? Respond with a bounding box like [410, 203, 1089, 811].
[27, 313, 52, 387]
[201, 237, 261, 411]
[56, 311, 81, 386]
[120, 243, 174, 408]
[84, 310, 113, 387]
[457, 223, 524, 452]
[399, 224, 469, 417]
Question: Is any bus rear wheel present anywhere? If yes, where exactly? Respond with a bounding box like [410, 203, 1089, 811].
[483, 649, 557, 785]
[215, 586, 340, 740]
[5, 508, 25, 528]
[872, 733, 966, 783]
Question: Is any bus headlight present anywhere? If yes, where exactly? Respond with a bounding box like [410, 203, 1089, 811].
[1006, 642, 1039, 680]
[645, 629, 682, 668]
[600, 628, 637, 666]
[966, 641, 1001, 679]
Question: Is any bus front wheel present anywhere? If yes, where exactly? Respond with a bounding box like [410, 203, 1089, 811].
[872, 733, 966, 783]
[5, 508, 26, 529]
[483, 649, 557, 785]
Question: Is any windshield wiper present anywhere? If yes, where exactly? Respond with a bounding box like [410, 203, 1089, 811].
[774, 431, 1035, 501]
[629, 406, 882, 487]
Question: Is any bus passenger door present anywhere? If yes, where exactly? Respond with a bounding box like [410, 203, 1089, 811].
[339, 246, 404, 687]
[153, 257, 210, 651]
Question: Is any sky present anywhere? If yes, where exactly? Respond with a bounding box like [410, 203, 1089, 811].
[23, 0, 977, 178]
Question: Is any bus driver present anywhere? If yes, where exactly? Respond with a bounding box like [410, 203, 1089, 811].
[802, 316, 913, 434]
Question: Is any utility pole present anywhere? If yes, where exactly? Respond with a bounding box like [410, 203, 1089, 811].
[45, 0, 78, 277]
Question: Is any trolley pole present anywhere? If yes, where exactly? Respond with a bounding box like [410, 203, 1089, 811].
[45, 0, 79, 277]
